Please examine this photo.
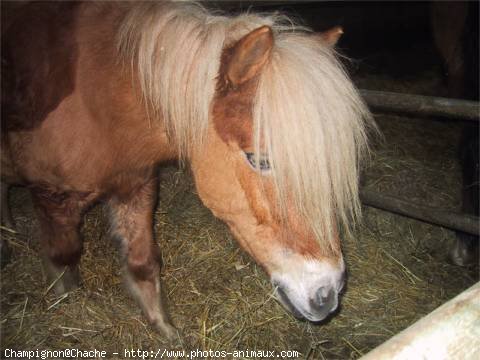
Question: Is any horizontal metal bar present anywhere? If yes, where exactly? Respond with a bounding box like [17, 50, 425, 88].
[360, 190, 479, 235]
[360, 89, 480, 121]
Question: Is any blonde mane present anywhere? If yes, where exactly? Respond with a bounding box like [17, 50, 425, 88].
[117, 1, 374, 251]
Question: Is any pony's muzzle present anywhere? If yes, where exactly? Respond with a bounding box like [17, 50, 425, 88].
[272, 261, 346, 322]
[275, 283, 341, 322]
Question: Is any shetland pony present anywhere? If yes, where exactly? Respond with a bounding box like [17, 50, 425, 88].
[1, 1, 372, 339]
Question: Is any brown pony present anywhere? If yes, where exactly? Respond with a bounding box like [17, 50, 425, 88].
[1, 1, 373, 339]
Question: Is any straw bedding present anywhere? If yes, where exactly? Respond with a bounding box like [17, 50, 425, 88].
[1, 50, 478, 360]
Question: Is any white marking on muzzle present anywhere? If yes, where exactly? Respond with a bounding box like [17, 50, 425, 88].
[270, 250, 345, 322]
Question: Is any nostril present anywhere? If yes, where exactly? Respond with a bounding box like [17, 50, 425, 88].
[315, 287, 334, 306]
[311, 287, 337, 315]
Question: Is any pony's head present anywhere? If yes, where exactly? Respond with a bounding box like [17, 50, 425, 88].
[118, 3, 372, 322]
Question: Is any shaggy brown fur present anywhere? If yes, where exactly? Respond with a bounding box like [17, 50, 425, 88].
[1, 2, 79, 132]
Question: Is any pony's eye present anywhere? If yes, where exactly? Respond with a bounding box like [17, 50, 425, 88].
[245, 152, 271, 172]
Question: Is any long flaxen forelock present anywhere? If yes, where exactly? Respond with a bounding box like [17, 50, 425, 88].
[254, 35, 374, 251]
[117, 2, 374, 251]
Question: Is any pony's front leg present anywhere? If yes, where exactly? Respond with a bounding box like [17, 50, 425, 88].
[108, 181, 177, 341]
[32, 191, 85, 295]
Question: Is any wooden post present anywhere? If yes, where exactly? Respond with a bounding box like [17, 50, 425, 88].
[360, 190, 479, 236]
[360, 282, 480, 360]
[360, 89, 480, 121]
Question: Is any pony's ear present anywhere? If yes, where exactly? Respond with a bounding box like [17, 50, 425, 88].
[226, 25, 273, 86]
[313, 26, 343, 47]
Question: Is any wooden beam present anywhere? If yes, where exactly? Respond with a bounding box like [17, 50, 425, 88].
[361, 190, 479, 235]
[360, 282, 480, 360]
[360, 89, 480, 121]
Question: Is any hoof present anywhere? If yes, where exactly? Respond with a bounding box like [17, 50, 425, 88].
[44, 261, 81, 295]
[152, 319, 180, 343]
[450, 235, 479, 266]
[53, 269, 80, 295]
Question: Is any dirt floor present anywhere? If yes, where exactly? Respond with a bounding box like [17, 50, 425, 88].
[1, 21, 479, 360]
